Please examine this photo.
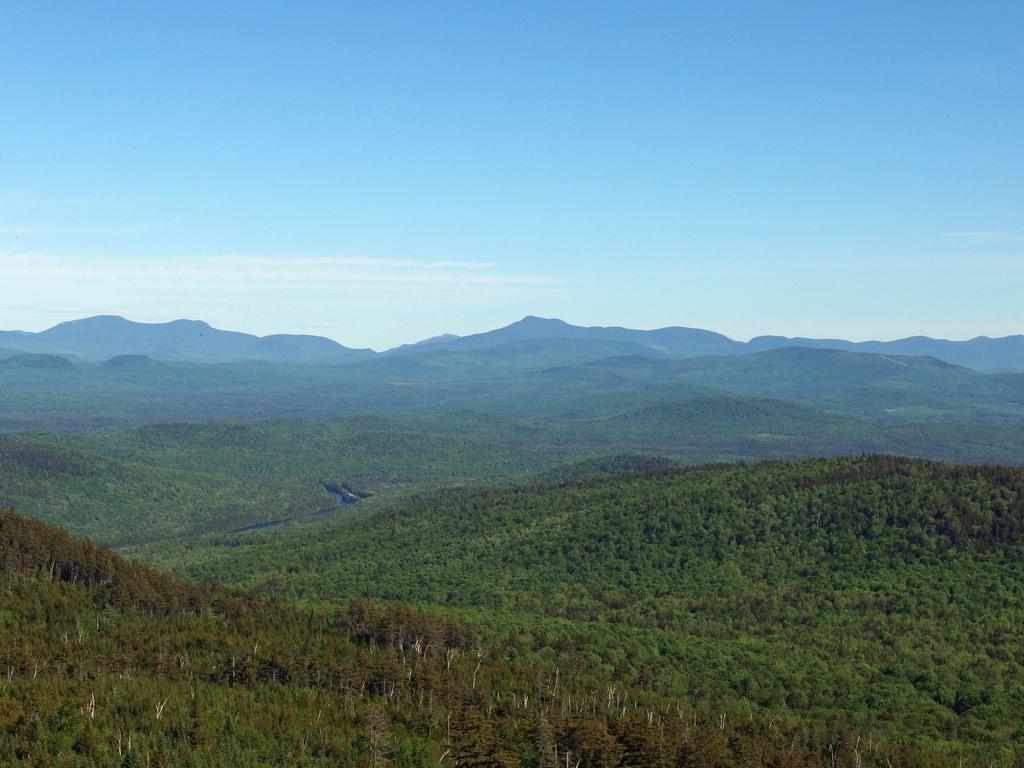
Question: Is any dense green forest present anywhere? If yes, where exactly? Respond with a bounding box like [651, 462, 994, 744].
[6, 0, 1024, 760]
[6, 398, 1024, 550]
[2, 342, 1023, 434]
[0, 506, 996, 766]
[4, 341, 1024, 763]
[0, 434, 308, 545]
[0, 417, 583, 545]
[131, 456, 1024, 760]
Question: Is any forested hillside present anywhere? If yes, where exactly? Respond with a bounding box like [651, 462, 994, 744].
[8, 0, 1024, 764]
[0, 507, 957, 767]
[3, 418, 585, 546]
[2, 343, 1023, 440]
[0, 434, 303, 544]
[135, 456, 1024, 760]
[4, 332, 1024, 763]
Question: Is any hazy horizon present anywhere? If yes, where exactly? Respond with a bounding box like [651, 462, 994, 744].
[5, 7, 1024, 764]
[3, 3, 1022, 349]
[5, 310, 1023, 354]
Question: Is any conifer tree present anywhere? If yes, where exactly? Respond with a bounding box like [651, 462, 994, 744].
[533, 710, 558, 768]
[365, 702, 393, 768]
[72, 720, 100, 761]
[450, 698, 517, 768]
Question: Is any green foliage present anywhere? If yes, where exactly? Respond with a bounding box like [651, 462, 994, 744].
[138, 456, 1024, 759]
[0, 434, 300, 545]
[4, 341, 1024, 763]
[12, 394, 1024, 549]
[1, 343, 1023, 437]
[0, 507, 941, 767]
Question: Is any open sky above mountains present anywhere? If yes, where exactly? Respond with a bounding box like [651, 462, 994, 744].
[2, 3, 1023, 347]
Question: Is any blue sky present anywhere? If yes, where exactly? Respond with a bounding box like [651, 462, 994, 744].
[1, 2, 1022, 350]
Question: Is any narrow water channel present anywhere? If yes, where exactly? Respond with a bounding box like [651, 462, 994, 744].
[231, 483, 364, 532]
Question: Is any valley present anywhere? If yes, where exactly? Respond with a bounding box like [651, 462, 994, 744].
[2, 316, 1024, 764]
[8, 8, 1022, 764]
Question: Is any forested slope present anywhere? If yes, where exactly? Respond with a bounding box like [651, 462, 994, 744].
[138, 456, 1024, 759]
[2, 343, 1024, 436]
[0, 507, 956, 767]
[18, 403, 1024, 550]
[0, 435, 302, 544]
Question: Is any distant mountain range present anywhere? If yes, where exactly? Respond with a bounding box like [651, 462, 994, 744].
[0, 315, 374, 364]
[390, 316, 1024, 371]
[1, 314, 1022, 371]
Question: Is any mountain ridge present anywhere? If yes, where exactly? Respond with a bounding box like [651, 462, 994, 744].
[391, 316, 1024, 371]
[0, 314, 375, 364]
[1, 314, 1022, 370]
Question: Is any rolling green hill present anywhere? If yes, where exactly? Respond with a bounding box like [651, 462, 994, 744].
[4, 324, 1024, 761]
[132, 456, 1024, 759]
[1, 506, 955, 768]
[0, 353, 76, 370]
[9, 398, 1024, 551]
[6, 415, 599, 547]
[546, 348, 1024, 422]
[2, 341, 1024, 434]
[0, 435, 303, 545]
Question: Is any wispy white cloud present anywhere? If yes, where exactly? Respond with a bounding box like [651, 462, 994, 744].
[0, 250, 567, 346]
[0, 226, 108, 236]
[945, 229, 1024, 243]
[0, 220, 174, 237]
[245, 255, 497, 270]
[0, 252, 559, 287]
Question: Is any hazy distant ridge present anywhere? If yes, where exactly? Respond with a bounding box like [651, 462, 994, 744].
[1, 314, 1022, 371]
[0, 315, 375, 364]
[391, 315, 1024, 372]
